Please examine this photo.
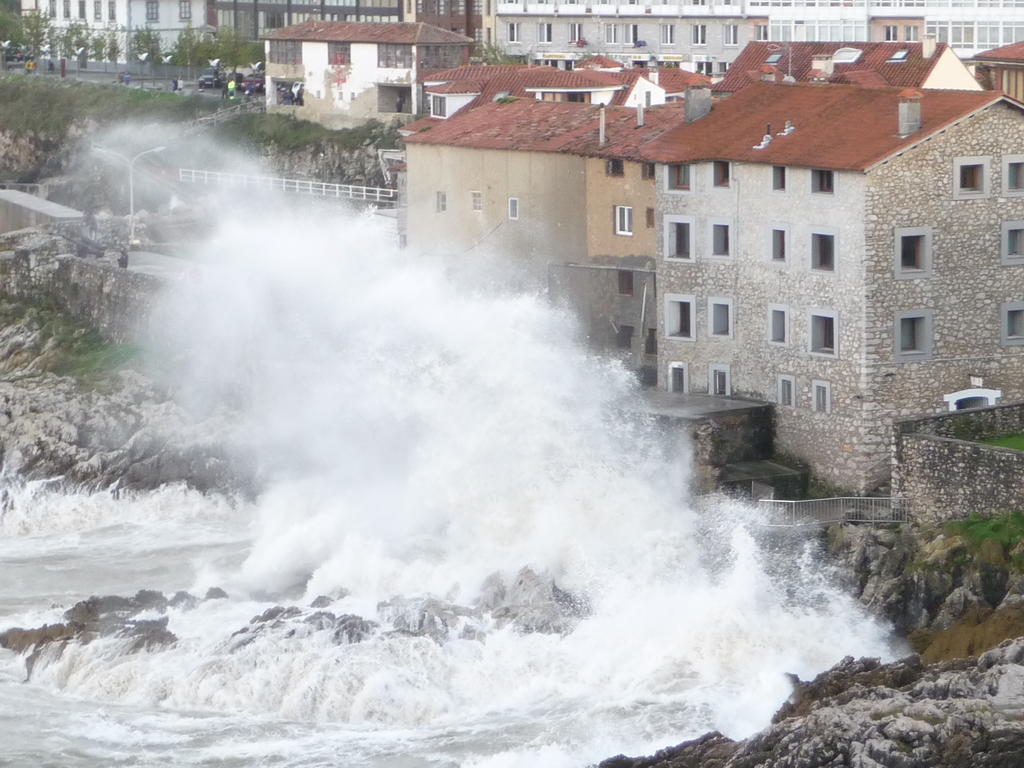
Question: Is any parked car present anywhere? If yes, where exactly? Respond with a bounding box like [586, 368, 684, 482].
[242, 73, 265, 93]
[197, 67, 224, 89]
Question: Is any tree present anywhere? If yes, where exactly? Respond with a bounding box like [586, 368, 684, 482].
[105, 24, 122, 66]
[89, 30, 106, 69]
[0, 7, 23, 48]
[131, 25, 161, 68]
[20, 11, 48, 57]
[475, 42, 518, 65]
[171, 23, 203, 76]
[62, 21, 89, 61]
[213, 26, 260, 71]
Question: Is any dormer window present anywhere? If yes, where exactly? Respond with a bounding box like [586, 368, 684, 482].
[887, 49, 909, 62]
[431, 94, 447, 117]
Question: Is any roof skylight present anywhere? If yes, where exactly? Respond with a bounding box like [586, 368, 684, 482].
[832, 47, 863, 64]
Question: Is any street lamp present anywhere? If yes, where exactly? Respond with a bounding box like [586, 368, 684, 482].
[93, 144, 167, 247]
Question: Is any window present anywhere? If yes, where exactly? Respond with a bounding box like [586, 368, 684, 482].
[895, 226, 932, 277]
[471, 191, 482, 212]
[887, 49, 908, 63]
[641, 163, 655, 180]
[327, 42, 350, 65]
[62, 0, 69, 16]
[668, 363, 688, 393]
[614, 206, 633, 236]
[724, 25, 738, 46]
[431, 95, 446, 117]
[777, 375, 795, 407]
[812, 380, 831, 414]
[664, 294, 695, 340]
[78, 0, 85, 17]
[605, 24, 619, 44]
[664, 216, 692, 260]
[269, 41, 301, 65]
[606, 158, 624, 176]
[1003, 222, 1024, 264]
[810, 312, 837, 356]
[178, 0, 191, 18]
[954, 156, 990, 198]
[507, 22, 520, 43]
[709, 297, 733, 338]
[905, 26, 919, 42]
[646, 207, 655, 228]
[49, 0, 55, 17]
[769, 307, 788, 344]
[436, 191, 447, 212]
[811, 232, 836, 272]
[145, 0, 158, 19]
[645, 328, 657, 355]
[772, 165, 786, 191]
[711, 222, 731, 257]
[538, 22, 552, 43]
[710, 365, 730, 396]
[692, 24, 706, 45]
[895, 310, 934, 360]
[378, 44, 413, 68]
[569, 22, 583, 43]
[771, 227, 786, 262]
[811, 169, 834, 194]
[93, 0, 100, 19]
[1004, 156, 1024, 196]
[617, 270, 634, 295]
[508, 197, 519, 220]
[667, 164, 691, 191]
[755, 24, 769, 42]
[713, 161, 730, 188]
[108, 0, 114, 18]
[661, 24, 675, 45]
[883, 24, 898, 41]
[765, 52, 782, 64]
[1003, 302, 1024, 346]
[616, 324, 634, 349]
[624, 24, 638, 45]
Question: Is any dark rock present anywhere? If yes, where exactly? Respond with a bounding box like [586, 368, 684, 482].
[310, 595, 333, 609]
[204, 587, 228, 600]
[333, 614, 377, 644]
[169, 591, 198, 610]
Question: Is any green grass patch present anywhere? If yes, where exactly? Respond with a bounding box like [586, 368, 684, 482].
[984, 434, 1024, 451]
[945, 511, 1024, 553]
[0, 75, 216, 138]
[213, 113, 401, 152]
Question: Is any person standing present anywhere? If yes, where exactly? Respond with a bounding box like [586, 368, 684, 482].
[227, 77, 236, 100]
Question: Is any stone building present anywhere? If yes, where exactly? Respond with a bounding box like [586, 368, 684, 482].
[639, 81, 1024, 491]
[263, 20, 472, 127]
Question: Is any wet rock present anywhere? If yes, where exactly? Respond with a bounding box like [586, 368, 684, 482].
[486, 567, 589, 635]
[250, 605, 302, 625]
[310, 595, 333, 609]
[333, 614, 377, 644]
[204, 587, 228, 600]
[378, 596, 477, 644]
[169, 591, 198, 610]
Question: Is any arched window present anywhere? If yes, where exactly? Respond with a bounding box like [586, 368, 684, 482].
[943, 388, 1002, 412]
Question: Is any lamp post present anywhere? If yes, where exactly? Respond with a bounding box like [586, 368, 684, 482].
[93, 144, 167, 247]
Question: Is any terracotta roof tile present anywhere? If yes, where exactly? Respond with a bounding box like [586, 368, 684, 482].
[641, 82, 1006, 171]
[577, 55, 624, 70]
[426, 79, 487, 94]
[423, 64, 525, 83]
[655, 67, 712, 94]
[974, 41, 1024, 62]
[265, 21, 472, 45]
[713, 42, 950, 93]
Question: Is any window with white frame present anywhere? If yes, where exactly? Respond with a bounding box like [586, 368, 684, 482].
[668, 362, 689, 393]
[811, 168, 834, 194]
[710, 222, 731, 257]
[431, 95, 446, 117]
[883, 24, 898, 41]
[666, 163, 691, 191]
[661, 24, 675, 45]
[905, 25, 919, 41]
[664, 294, 695, 340]
[811, 231, 836, 272]
[769, 306, 788, 344]
[809, 311, 837, 356]
[772, 165, 786, 191]
[615, 206, 633, 236]
[605, 23, 620, 44]
[771, 227, 787, 262]
[1005, 156, 1024, 196]
[710, 364, 730, 396]
[755, 24, 769, 41]
[954, 156, 990, 199]
[1003, 302, 1024, 346]
[894, 226, 932, 277]
[708, 297, 733, 338]
[664, 216, 693, 260]
[471, 190, 482, 212]
[812, 380, 831, 414]
[508, 197, 519, 220]
[777, 374, 795, 406]
[538, 22, 552, 43]
[895, 310, 933, 360]
[1003, 221, 1024, 264]
[692, 24, 707, 45]
[569, 22, 583, 42]
[625, 24, 639, 44]
[436, 191, 447, 212]
[724, 24, 738, 45]
[507, 22, 520, 43]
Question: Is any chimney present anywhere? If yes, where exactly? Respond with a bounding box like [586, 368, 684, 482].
[760, 65, 778, 82]
[599, 106, 606, 146]
[684, 85, 712, 123]
[922, 34, 936, 59]
[898, 89, 922, 137]
[637, 103, 645, 127]
[811, 54, 834, 77]
[648, 69, 659, 85]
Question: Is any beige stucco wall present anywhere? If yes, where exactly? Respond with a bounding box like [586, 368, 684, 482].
[405, 144, 588, 281]
[585, 157, 657, 263]
[922, 46, 983, 91]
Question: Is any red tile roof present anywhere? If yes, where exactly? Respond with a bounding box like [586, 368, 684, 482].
[640, 82, 1006, 171]
[423, 64, 525, 83]
[264, 21, 472, 45]
[654, 67, 712, 94]
[713, 42, 950, 93]
[577, 55, 624, 70]
[399, 115, 442, 135]
[974, 41, 1024, 63]
[403, 99, 685, 161]
[427, 79, 488, 94]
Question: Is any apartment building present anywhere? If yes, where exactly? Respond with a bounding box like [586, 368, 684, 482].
[215, 0, 403, 40]
[640, 82, 1024, 491]
[973, 40, 1024, 101]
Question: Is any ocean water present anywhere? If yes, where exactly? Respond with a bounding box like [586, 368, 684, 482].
[0, 214, 896, 767]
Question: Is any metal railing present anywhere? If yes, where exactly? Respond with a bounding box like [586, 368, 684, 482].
[177, 168, 397, 205]
[183, 100, 265, 134]
[758, 497, 909, 527]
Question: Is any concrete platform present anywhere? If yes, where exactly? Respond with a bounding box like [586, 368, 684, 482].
[634, 391, 770, 421]
[0, 190, 82, 234]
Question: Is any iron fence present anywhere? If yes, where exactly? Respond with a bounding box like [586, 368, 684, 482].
[177, 168, 396, 206]
[757, 497, 909, 527]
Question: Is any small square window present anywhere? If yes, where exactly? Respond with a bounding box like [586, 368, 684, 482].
[710, 365, 730, 396]
[811, 169, 834, 194]
[777, 375, 794, 406]
[895, 227, 932, 277]
[665, 294, 694, 340]
[665, 218, 691, 260]
[1003, 221, 1024, 264]
[615, 205, 633, 236]
[471, 190, 482, 211]
[1001, 302, 1024, 346]
[713, 161, 730, 188]
[960, 164, 982, 191]
[772, 165, 786, 191]
[954, 157, 990, 199]
[810, 313, 836, 356]
[1005, 156, 1024, 196]
[606, 159, 624, 176]
[616, 324, 634, 349]
[667, 164, 690, 191]
[508, 197, 519, 220]
[811, 232, 835, 271]
[769, 307, 787, 344]
[901, 234, 925, 269]
[617, 269, 634, 295]
[895, 310, 933, 360]
[771, 228, 786, 261]
[712, 223, 731, 256]
[436, 191, 447, 212]
[709, 298, 733, 338]
[812, 380, 831, 414]
[669, 363, 688, 392]
[641, 163, 656, 180]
